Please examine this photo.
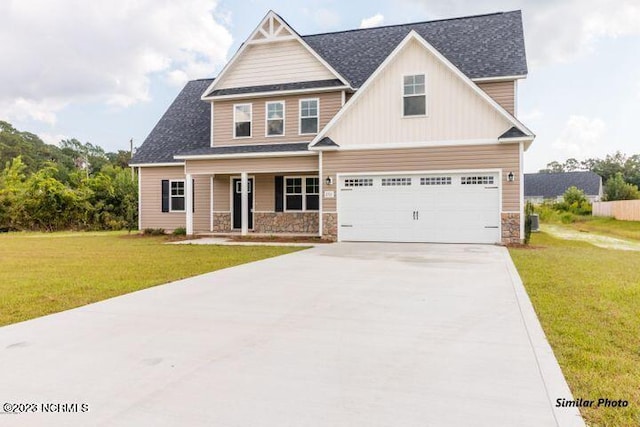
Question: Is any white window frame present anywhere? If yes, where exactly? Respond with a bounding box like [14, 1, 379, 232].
[284, 176, 319, 212]
[233, 103, 252, 139]
[169, 179, 186, 212]
[402, 74, 427, 118]
[299, 98, 319, 135]
[265, 100, 285, 137]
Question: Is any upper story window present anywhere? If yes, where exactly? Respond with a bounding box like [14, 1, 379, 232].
[266, 101, 284, 136]
[234, 103, 252, 138]
[403, 74, 426, 116]
[299, 99, 319, 134]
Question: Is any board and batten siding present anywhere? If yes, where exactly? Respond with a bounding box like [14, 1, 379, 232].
[324, 39, 513, 146]
[215, 40, 336, 89]
[213, 92, 343, 145]
[139, 166, 210, 232]
[477, 81, 515, 115]
[322, 143, 520, 212]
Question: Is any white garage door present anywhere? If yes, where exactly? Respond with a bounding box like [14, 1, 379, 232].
[338, 172, 500, 243]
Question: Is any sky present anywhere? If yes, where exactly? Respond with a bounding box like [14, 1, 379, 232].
[1, 0, 639, 172]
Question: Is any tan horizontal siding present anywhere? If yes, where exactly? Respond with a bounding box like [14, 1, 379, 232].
[216, 40, 335, 89]
[322, 143, 520, 212]
[213, 175, 231, 212]
[139, 166, 186, 232]
[255, 174, 275, 211]
[213, 91, 343, 145]
[477, 81, 515, 115]
[185, 155, 318, 175]
[194, 175, 210, 232]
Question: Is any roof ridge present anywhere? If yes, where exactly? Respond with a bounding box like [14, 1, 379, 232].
[302, 10, 520, 38]
[189, 77, 215, 82]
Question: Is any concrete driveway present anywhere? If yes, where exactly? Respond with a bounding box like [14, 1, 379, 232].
[0, 243, 583, 426]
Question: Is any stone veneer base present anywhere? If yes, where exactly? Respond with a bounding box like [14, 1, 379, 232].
[501, 212, 521, 244]
[253, 212, 318, 234]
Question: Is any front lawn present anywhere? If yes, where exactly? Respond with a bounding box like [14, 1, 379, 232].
[0, 231, 302, 326]
[568, 217, 640, 242]
[509, 232, 640, 427]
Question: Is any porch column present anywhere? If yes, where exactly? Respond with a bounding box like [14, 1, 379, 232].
[185, 173, 193, 235]
[240, 172, 249, 236]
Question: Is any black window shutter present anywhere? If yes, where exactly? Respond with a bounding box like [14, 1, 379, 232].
[192, 179, 195, 213]
[275, 176, 284, 212]
[161, 180, 169, 212]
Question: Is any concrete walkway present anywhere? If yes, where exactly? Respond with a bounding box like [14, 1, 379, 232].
[0, 243, 583, 426]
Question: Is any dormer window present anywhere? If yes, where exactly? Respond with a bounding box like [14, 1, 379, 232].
[266, 101, 285, 136]
[403, 74, 426, 116]
[234, 103, 252, 138]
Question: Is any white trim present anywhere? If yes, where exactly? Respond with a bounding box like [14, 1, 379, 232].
[233, 103, 252, 139]
[284, 175, 320, 212]
[514, 80, 518, 117]
[185, 174, 193, 234]
[129, 162, 184, 167]
[229, 175, 256, 231]
[318, 150, 323, 237]
[401, 73, 428, 118]
[311, 139, 499, 152]
[201, 11, 351, 99]
[341, 90, 346, 106]
[137, 167, 142, 231]
[336, 169, 502, 243]
[209, 175, 214, 232]
[206, 86, 350, 101]
[175, 151, 317, 161]
[210, 103, 215, 147]
[240, 172, 249, 235]
[310, 31, 533, 147]
[246, 35, 297, 45]
[169, 179, 186, 213]
[265, 100, 285, 137]
[299, 98, 320, 135]
[471, 75, 527, 82]
[519, 141, 525, 241]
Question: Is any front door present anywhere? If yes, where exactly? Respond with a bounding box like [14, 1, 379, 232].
[232, 178, 254, 229]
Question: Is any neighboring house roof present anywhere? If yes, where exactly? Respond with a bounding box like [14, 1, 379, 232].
[175, 142, 311, 158]
[524, 172, 602, 198]
[304, 10, 527, 88]
[208, 79, 344, 97]
[131, 79, 212, 164]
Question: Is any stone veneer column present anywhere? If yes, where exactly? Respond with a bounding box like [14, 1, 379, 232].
[501, 213, 521, 244]
[212, 212, 231, 232]
[322, 213, 337, 241]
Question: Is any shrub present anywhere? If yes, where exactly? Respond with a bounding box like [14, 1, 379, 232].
[604, 172, 640, 201]
[524, 201, 534, 244]
[536, 203, 560, 222]
[563, 186, 588, 206]
[172, 227, 187, 236]
[143, 228, 165, 236]
[560, 212, 576, 224]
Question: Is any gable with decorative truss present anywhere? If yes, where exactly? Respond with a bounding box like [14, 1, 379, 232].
[206, 11, 347, 94]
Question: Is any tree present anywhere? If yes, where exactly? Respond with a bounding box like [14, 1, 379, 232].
[563, 186, 588, 205]
[604, 172, 640, 201]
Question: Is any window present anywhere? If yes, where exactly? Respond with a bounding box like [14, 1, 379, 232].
[234, 104, 252, 138]
[170, 180, 185, 211]
[300, 99, 319, 134]
[344, 178, 373, 187]
[421, 176, 452, 185]
[381, 177, 412, 186]
[403, 74, 426, 116]
[461, 176, 495, 185]
[266, 101, 284, 136]
[285, 177, 319, 211]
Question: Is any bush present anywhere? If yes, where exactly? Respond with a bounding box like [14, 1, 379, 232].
[604, 172, 640, 201]
[143, 228, 165, 236]
[563, 186, 587, 206]
[172, 227, 186, 236]
[536, 203, 561, 222]
[560, 212, 576, 224]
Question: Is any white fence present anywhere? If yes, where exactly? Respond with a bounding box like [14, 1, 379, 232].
[592, 200, 640, 221]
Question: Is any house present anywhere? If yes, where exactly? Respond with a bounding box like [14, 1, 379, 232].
[130, 10, 534, 244]
[524, 172, 603, 203]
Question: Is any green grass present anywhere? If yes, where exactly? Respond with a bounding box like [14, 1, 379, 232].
[568, 217, 640, 242]
[510, 233, 640, 427]
[0, 231, 302, 326]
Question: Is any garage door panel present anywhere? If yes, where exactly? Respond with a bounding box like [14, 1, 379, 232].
[338, 172, 501, 243]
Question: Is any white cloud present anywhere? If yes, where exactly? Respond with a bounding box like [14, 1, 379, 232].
[552, 115, 606, 157]
[0, 0, 233, 123]
[399, 0, 640, 67]
[360, 13, 385, 29]
[314, 8, 341, 28]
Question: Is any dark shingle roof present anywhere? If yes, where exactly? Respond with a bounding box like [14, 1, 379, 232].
[499, 126, 527, 139]
[131, 79, 212, 164]
[313, 137, 339, 147]
[177, 142, 311, 157]
[524, 172, 602, 198]
[303, 10, 527, 88]
[207, 79, 343, 97]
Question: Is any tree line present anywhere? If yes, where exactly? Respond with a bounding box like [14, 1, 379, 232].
[0, 121, 137, 231]
[539, 151, 640, 201]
